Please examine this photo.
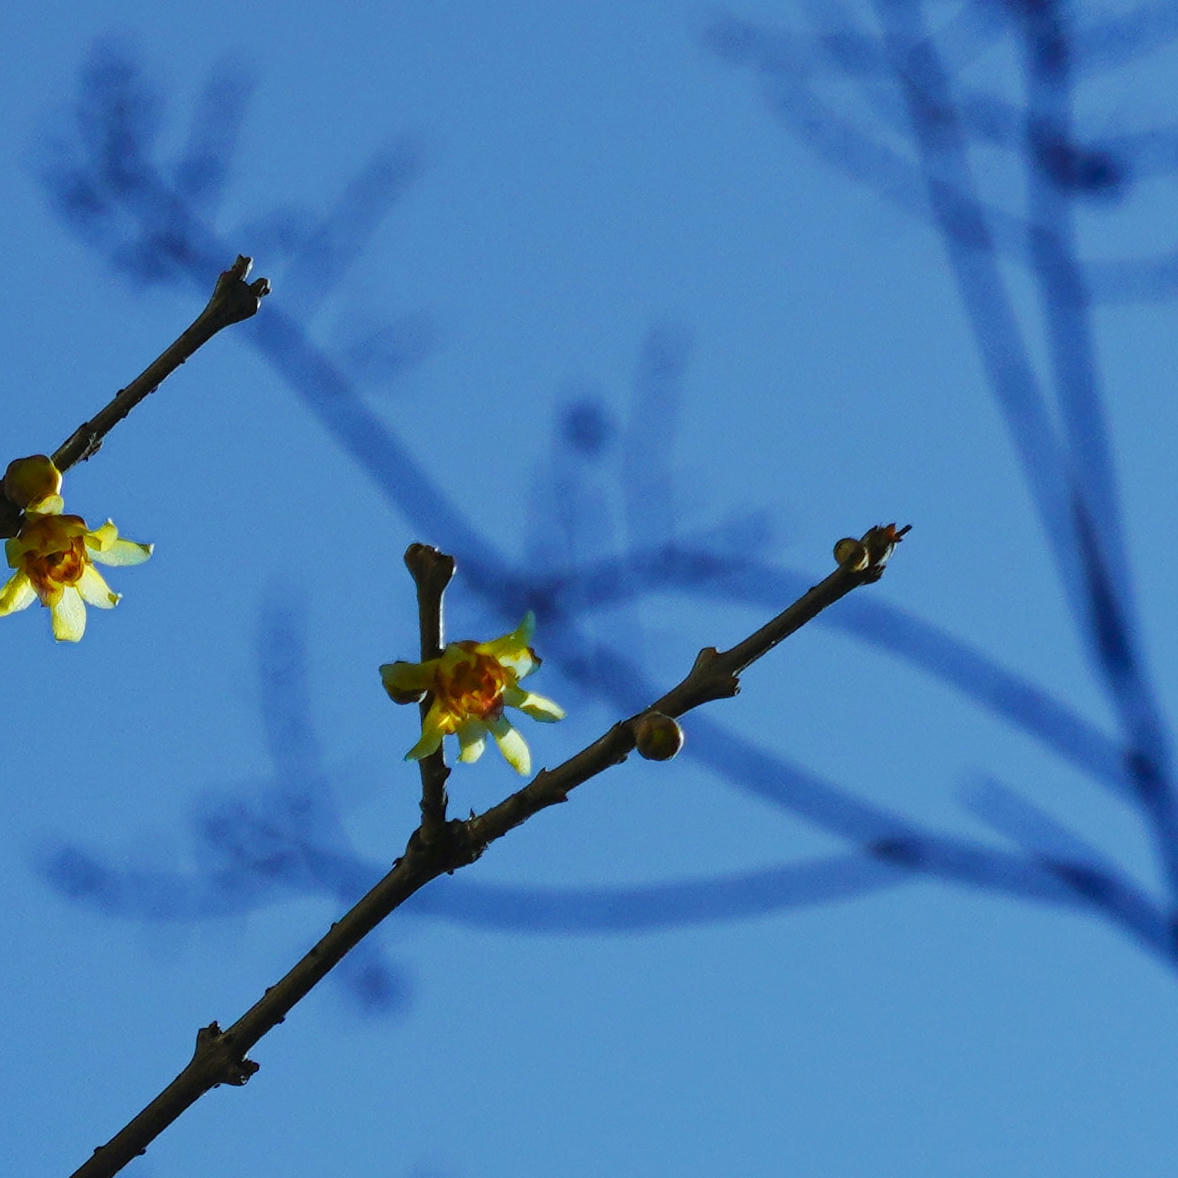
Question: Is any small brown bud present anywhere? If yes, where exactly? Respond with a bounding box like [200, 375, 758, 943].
[634, 712, 684, 761]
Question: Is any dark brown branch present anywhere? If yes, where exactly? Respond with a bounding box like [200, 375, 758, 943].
[0, 257, 269, 539]
[53, 256, 270, 473]
[69, 525, 906, 1178]
[70, 837, 436, 1178]
[466, 529, 909, 848]
[404, 542, 457, 841]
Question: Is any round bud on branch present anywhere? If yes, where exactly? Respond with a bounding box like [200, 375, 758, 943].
[4, 454, 62, 509]
[633, 712, 684, 761]
[833, 536, 869, 571]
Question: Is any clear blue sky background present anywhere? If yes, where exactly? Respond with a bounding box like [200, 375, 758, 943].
[4, 4, 1178, 1176]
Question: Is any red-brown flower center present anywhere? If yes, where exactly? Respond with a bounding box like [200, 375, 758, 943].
[436, 645, 511, 721]
[19, 515, 88, 592]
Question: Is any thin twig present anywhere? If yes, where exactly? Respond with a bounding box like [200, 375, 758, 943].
[0, 257, 269, 539]
[68, 525, 904, 1178]
[467, 536, 906, 848]
[53, 256, 270, 472]
[404, 542, 456, 841]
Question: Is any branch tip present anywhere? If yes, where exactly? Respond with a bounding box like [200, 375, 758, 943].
[206, 255, 271, 329]
[403, 542, 457, 597]
[835, 523, 911, 579]
[44, 259, 273, 477]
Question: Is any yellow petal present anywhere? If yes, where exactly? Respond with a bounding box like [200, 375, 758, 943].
[85, 521, 119, 550]
[490, 715, 531, 776]
[26, 492, 65, 516]
[0, 571, 35, 615]
[87, 527, 153, 566]
[405, 728, 443, 762]
[380, 659, 436, 695]
[512, 690, 565, 722]
[37, 580, 64, 607]
[404, 701, 450, 761]
[456, 719, 488, 763]
[50, 586, 87, 642]
[481, 612, 539, 676]
[497, 649, 539, 679]
[502, 611, 535, 645]
[77, 564, 120, 608]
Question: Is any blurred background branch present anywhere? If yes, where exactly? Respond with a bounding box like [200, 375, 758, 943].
[12, 6, 1178, 1174]
[35, 14, 1178, 997]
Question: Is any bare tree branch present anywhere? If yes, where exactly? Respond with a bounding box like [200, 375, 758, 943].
[69, 531, 905, 1178]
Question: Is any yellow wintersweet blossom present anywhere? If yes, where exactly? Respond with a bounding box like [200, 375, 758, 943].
[0, 458, 153, 642]
[380, 611, 565, 776]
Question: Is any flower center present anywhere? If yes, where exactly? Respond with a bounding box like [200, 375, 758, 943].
[19, 514, 89, 592]
[436, 645, 511, 721]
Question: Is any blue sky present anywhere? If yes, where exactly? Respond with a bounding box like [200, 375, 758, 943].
[5, 4, 1178, 1176]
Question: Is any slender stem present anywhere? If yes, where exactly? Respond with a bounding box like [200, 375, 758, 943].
[69, 526, 904, 1178]
[467, 551, 899, 848]
[0, 257, 269, 539]
[403, 542, 457, 840]
[69, 843, 438, 1178]
[54, 256, 270, 473]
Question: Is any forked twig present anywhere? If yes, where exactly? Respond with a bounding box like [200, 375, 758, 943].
[69, 526, 907, 1178]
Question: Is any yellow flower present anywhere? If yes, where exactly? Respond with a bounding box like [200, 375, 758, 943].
[0, 483, 153, 643]
[380, 611, 565, 776]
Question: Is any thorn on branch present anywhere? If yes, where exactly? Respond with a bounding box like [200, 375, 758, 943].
[689, 646, 741, 700]
[194, 1020, 259, 1088]
[532, 767, 568, 801]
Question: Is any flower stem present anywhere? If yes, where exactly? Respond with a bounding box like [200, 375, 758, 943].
[404, 542, 457, 840]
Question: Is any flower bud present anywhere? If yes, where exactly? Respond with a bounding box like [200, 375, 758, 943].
[4, 454, 62, 509]
[862, 522, 909, 565]
[380, 661, 427, 705]
[833, 537, 868, 570]
[634, 712, 684, 761]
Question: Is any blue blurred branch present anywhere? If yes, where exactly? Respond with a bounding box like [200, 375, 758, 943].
[710, 0, 1178, 920]
[32, 28, 1178, 1012]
